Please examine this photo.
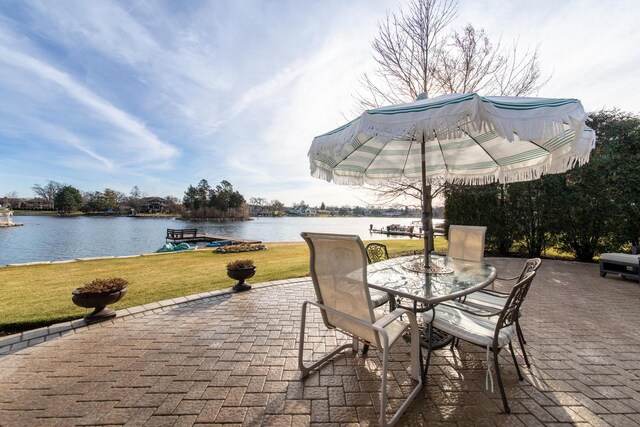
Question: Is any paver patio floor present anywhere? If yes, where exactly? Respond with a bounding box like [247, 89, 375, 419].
[1, 258, 639, 426]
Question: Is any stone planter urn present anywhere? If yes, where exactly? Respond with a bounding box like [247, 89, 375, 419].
[226, 260, 256, 292]
[72, 278, 128, 323]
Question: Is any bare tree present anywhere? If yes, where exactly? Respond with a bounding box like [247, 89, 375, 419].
[355, 0, 548, 227]
[364, 178, 428, 208]
[434, 26, 547, 96]
[356, 0, 546, 109]
[434, 25, 503, 94]
[249, 197, 267, 207]
[354, 0, 457, 110]
[32, 180, 64, 203]
[492, 40, 548, 96]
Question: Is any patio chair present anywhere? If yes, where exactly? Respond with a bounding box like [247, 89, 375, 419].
[299, 232, 422, 426]
[423, 271, 536, 413]
[461, 258, 541, 367]
[366, 242, 389, 264]
[447, 225, 487, 262]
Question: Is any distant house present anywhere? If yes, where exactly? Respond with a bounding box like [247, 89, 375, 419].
[381, 209, 403, 217]
[139, 197, 167, 214]
[287, 206, 317, 216]
[247, 204, 272, 217]
[20, 198, 54, 210]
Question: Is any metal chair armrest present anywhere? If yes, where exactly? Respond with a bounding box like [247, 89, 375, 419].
[496, 274, 519, 281]
[374, 308, 414, 329]
[305, 301, 413, 340]
[477, 288, 510, 297]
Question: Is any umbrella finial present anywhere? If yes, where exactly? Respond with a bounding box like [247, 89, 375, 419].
[416, 93, 428, 101]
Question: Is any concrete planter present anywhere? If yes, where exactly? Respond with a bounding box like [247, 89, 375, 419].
[227, 267, 255, 292]
[72, 287, 128, 323]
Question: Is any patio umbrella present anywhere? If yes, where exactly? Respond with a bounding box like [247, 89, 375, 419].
[308, 93, 595, 271]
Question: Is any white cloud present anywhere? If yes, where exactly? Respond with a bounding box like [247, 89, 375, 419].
[1, 0, 637, 205]
[0, 34, 179, 166]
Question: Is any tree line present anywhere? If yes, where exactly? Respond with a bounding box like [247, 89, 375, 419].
[20, 179, 251, 219]
[182, 179, 247, 219]
[32, 179, 248, 219]
[26, 182, 182, 214]
[444, 110, 640, 262]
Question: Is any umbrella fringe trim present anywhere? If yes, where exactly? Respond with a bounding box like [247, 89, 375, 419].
[309, 93, 595, 186]
[310, 150, 594, 186]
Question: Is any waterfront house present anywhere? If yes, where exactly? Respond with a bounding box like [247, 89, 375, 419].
[247, 204, 269, 217]
[139, 197, 167, 214]
[287, 206, 317, 216]
[20, 198, 54, 210]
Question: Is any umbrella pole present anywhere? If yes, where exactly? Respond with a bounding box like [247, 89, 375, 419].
[420, 139, 431, 268]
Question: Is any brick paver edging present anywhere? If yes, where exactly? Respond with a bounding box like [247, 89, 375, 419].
[0, 277, 311, 355]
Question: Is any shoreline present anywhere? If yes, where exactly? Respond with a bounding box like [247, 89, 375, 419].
[0, 216, 444, 266]
[0, 241, 308, 268]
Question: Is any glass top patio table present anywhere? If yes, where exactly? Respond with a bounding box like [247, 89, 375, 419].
[367, 254, 497, 308]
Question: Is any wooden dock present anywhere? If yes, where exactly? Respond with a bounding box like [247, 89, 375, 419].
[369, 226, 444, 238]
[166, 228, 261, 245]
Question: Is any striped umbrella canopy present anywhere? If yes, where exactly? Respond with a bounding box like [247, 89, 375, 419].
[308, 93, 595, 270]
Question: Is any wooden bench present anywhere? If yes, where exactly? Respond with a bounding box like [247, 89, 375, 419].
[166, 228, 198, 240]
[599, 253, 640, 282]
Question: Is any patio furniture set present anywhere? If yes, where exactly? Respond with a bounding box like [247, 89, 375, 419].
[297, 226, 543, 426]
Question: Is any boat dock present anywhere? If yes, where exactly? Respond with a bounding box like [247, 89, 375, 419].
[369, 224, 444, 238]
[166, 228, 261, 245]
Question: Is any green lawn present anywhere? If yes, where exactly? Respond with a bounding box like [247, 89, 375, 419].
[0, 239, 434, 333]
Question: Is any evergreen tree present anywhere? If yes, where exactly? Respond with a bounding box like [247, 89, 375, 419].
[54, 186, 83, 213]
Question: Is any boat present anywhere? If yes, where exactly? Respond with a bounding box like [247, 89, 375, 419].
[370, 223, 420, 237]
[205, 240, 234, 247]
[369, 220, 444, 237]
[156, 242, 196, 253]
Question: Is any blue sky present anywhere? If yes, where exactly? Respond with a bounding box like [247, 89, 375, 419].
[1, 0, 638, 207]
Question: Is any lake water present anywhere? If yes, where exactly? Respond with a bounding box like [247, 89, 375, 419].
[0, 216, 444, 266]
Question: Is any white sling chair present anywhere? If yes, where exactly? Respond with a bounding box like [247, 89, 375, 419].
[299, 232, 422, 427]
[447, 225, 487, 262]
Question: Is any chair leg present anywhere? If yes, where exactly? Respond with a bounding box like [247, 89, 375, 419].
[515, 320, 531, 367]
[493, 349, 511, 414]
[423, 322, 434, 384]
[298, 302, 353, 379]
[508, 342, 524, 380]
[379, 326, 423, 427]
[380, 345, 389, 427]
[516, 319, 527, 344]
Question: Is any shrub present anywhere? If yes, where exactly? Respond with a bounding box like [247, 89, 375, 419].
[74, 277, 129, 294]
[215, 244, 267, 254]
[226, 259, 255, 270]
